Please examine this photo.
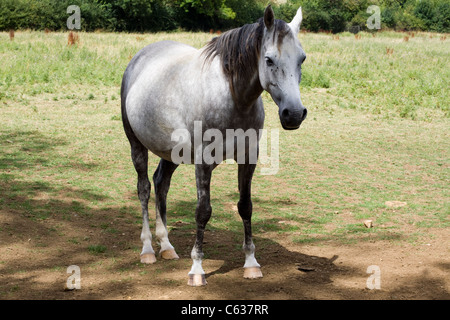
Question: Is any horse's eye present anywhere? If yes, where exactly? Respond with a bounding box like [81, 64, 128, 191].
[265, 57, 274, 67]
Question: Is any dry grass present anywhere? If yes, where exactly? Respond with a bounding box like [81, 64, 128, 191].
[67, 31, 80, 46]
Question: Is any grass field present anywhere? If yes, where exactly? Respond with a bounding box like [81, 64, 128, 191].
[0, 30, 449, 299]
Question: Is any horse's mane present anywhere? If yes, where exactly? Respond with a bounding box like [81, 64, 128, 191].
[203, 18, 291, 101]
[203, 19, 264, 85]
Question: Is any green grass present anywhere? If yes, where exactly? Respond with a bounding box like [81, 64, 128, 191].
[88, 244, 107, 254]
[0, 30, 448, 250]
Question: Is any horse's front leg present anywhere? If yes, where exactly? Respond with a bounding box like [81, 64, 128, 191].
[188, 164, 215, 286]
[238, 163, 263, 279]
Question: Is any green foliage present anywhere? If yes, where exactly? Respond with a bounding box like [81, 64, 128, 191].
[434, 2, 450, 32]
[223, 0, 264, 28]
[377, 0, 450, 32]
[173, 0, 264, 31]
[273, 0, 449, 33]
[0, 0, 115, 31]
[0, 0, 448, 32]
[105, 0, 195, 31]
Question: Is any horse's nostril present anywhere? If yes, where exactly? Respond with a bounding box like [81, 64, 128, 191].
[302, 108, 308, 121]
[280, 107, 306, 129]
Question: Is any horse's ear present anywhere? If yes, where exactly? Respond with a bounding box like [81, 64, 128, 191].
[264, 5, 275, 31]
[288, 6, 303, 34]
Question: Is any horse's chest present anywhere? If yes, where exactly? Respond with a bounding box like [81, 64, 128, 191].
[202, 102, 264, 132]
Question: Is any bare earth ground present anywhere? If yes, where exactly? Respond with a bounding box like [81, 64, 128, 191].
[0, 208, 448, 300]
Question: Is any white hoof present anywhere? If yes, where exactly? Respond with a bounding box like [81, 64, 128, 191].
[244, 267, 263, 279]
[140, 253, 157, 264]
[161, 249, 179, 260]
[188, 274, 207, 286]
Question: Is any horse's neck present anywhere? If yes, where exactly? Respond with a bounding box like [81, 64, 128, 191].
[201, 22, 264, 111]
[231, 68, 263, 111]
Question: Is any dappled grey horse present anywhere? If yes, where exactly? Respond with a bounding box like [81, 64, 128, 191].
[121, 5, 307, 286]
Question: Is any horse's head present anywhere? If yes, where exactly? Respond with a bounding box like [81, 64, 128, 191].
[258, 6, 307, 130]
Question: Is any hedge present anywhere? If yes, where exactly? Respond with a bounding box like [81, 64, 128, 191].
[0, 0, 448, 33]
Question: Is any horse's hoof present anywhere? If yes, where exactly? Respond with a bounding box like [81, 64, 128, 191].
[244, 267, 263, 279]
[188, 274, 207, 286]
[161, 249, 179, 260]
[140, 253, 157, 264]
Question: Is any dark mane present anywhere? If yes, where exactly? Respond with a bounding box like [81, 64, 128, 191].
[203, 19, 264, 86]
[203, 18, 291, 102]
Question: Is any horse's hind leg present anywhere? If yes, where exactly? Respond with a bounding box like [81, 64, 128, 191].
[238, 163, 263, 279]
[153, 159, 179, 259]
[129, 142, 156, 264]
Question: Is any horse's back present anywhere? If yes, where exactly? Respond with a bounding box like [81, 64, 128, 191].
[122, 40, 196, 95]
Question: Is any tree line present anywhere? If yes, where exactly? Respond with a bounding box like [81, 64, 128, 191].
[1, 0, 449, 33]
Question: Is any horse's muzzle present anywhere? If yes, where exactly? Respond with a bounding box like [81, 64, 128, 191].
[280, 106, 307, 130]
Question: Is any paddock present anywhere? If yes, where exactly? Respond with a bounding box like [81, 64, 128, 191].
[0, 30, 448, 300]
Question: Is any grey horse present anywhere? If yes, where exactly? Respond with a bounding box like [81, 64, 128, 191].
[121, 5, 307, 286]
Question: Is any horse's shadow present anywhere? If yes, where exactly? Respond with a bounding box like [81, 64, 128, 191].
[165, 199, 349, 291]
[204, 233, 341, 284]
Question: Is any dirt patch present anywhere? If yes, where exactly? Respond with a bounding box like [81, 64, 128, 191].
[1, 205, 448, 300]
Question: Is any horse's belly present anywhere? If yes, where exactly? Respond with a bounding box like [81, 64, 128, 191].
[126, 93, 184, 160]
